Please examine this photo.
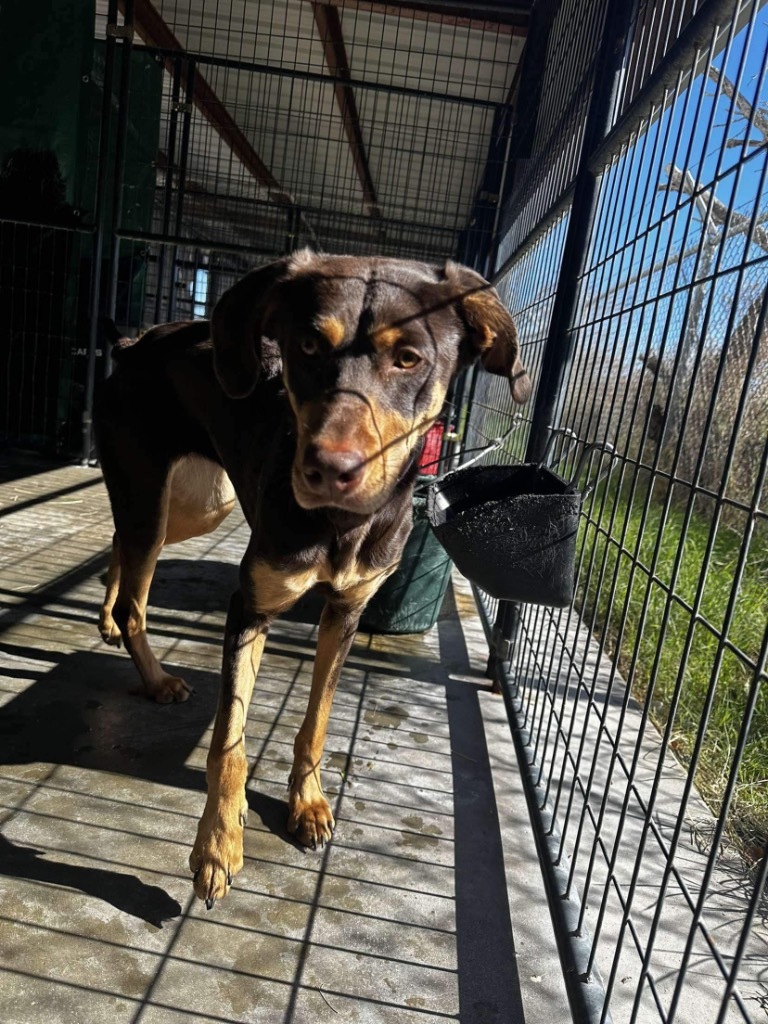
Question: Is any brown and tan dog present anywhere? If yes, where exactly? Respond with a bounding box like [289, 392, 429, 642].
[95, 250, 530, 907]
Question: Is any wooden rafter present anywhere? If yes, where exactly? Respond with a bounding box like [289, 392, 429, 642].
[312, 2, 380, 216]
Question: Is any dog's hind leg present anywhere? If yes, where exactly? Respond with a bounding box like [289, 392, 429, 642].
[114, 546, 193, 705]
[107, 463, 194, 704]
[99, 444, 235, 701]
[99, 533, 122, 646]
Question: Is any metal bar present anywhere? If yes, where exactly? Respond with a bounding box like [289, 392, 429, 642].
[480, 0, 570, 707]
[494, 0, 756, 293]
[463, 1, 768, 1022]
[105, 0, 134, 358]
[642, 102, 768, 1013]
[472, 589, 614, 1024]
[491, 187, 575, 287]
[128, 42, 507, 110]
[154, 54, 181, 323]
[153, 182, 461, 235]
[714, 764, 768, 1024]
[122, 0, 293, 201]
[348, 0, 531, 16]
[82, 0, 119, 464]
[589, 0, 746, 171]
[116, 228, 282, 259]
[488, 107, 517, 278]
[296, 0, 529, 33]
[485, 0, 640, 837]
[167, 56, 195, 321]
[581, 17, 768, 1009]
[552, 65, 695, 924]
[524, 0, 639, 465]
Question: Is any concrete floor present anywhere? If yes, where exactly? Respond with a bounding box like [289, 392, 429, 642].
[0, 454, 568, 1024]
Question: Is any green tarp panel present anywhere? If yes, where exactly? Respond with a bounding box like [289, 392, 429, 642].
[0, 2, 162, 453]
[0, 0, 94, 211]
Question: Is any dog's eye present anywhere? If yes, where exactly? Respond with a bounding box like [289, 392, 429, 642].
[394, 348, 422, 370]
[300, 338, 319, 356]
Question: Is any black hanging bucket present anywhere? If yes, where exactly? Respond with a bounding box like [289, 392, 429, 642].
[427, 463, 582, 607]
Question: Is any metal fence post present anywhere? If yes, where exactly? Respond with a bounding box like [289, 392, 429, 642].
[524, 0, 637, 466]
[105, 0, 134, 367]
[82, 0, 119, 464]
[155, 55, 182, 323]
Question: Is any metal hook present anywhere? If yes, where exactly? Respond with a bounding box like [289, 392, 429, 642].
[539, 426, 578, 469]
[566, 440, 616, 494]
[413, 414, 525, 497]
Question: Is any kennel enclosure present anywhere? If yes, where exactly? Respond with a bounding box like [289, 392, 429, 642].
[1, 1, 767, 1021]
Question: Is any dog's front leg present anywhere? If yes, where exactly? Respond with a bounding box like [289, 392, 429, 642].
[190, 588, 271, 907]
[288, 599, 361, 849]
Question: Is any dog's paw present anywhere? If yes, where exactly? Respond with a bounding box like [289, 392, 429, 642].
[99, 613, 122, 647]
[189, 797, 247, 908]
[287, 789, 335, 850]
[141, 674, 193, 704]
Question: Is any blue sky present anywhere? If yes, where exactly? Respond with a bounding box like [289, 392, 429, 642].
[492, 6, 768, 384]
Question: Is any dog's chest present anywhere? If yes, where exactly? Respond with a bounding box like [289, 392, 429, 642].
[314, 551, 396, 609]
[318, 553, 378, 594]
[252, 539, 393, 613]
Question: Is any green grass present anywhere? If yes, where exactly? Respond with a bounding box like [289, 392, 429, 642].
[577, 481, 768, 857]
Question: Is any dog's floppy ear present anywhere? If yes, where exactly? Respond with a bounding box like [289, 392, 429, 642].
[445, 262, 531, 405]
[211, 259, 289, 398]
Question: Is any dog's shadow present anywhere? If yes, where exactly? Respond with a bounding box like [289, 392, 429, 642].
[0, 644, 300, 922]
[142, 559, 240, 614]
[0, 832, 183, 927]
[0, 648, 218, 783]
[146, 558, 325, 626]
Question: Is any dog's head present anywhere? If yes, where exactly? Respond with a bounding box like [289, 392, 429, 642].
[212, 251, 531, 515]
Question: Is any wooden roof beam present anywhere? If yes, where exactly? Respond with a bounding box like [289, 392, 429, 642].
[312, 2, 381, 218]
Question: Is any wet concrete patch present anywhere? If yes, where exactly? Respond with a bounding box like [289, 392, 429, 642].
[401, 814, 443, 836]
[397, 831, 441, 851]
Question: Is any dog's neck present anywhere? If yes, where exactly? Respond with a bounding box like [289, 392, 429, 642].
[396, 435, 426, 488]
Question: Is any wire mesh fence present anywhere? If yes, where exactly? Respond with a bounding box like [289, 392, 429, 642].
[465, 0, 768, 1020]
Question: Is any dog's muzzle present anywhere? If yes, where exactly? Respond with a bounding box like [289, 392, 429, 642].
[301, 443, 365, 501]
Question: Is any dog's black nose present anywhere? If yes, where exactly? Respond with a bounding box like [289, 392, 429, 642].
[303, 446, 365, 494]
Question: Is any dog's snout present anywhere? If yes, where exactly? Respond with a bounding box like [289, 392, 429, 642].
[303, 445, 365, 495]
